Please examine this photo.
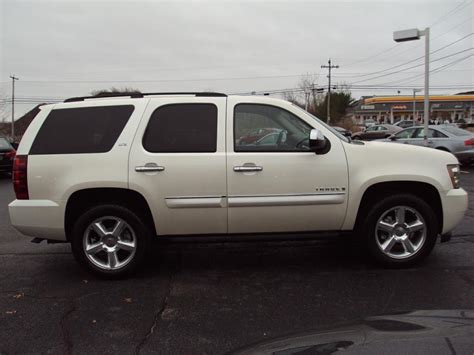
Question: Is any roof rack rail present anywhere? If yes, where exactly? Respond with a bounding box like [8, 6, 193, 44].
[64, 92, 227, 103]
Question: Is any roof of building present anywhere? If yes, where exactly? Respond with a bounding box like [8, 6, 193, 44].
[364, 95, 474, 104]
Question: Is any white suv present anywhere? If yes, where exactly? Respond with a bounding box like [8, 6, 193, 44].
[9, 92, 468, 278]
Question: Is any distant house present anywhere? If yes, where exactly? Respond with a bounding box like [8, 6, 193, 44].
[0, 104, 44, 142]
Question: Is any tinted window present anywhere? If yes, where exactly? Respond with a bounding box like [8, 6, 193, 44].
[143, 104, 217, 153]
[235, 104, 312, 152]
[30, 105, 134, 154]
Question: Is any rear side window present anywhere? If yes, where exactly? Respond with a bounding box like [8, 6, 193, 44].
[30, 105, 134, 154]
[143, 104, 217, 153]
[442, 126, 471, 136]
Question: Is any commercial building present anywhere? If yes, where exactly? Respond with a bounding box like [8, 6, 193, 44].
[350, 94, 474, 124]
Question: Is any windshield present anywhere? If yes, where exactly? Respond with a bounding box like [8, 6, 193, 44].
[0, 138, 13, 150]
[291, 104, 350, 142]
[441, 126, 471, 136]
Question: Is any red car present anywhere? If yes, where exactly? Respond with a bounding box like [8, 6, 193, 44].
[0, 137, 16, 174]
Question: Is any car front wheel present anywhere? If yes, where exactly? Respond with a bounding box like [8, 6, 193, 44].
[71, 205, 151, 278]
[360, 194, 438, 268]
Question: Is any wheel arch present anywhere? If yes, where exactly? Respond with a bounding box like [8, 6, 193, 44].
[65, 187, 156, 241]
[354, 181, 443, 234]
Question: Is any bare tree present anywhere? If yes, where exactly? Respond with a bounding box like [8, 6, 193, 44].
[90, 87, 141, 96]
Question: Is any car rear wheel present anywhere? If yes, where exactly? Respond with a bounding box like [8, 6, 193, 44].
[359, 194, 438, 268]
[71, 205, 151, 279]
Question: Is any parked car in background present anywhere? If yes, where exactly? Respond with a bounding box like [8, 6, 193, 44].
[0, 137, 16, 174]
[380, 125, 474, 165]
[352, 124, 402, 141]
[454, 118, 468, 129]
[363, 119, 376, 128]
[332, 126, 352, 138]
[394, 120, 415, 128]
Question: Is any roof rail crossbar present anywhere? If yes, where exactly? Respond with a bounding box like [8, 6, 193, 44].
[64, 92, 227, 102]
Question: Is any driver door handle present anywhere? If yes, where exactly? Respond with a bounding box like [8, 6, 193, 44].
[135, 164, 165, 172]
[233, 166, 263, 172]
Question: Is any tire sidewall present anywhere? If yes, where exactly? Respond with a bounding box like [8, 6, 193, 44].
[71, 205, 151, 279]
[361, 194, 438, 267]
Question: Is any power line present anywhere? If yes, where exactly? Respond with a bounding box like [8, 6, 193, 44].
[346, 47, 473, 85]
[428, 0, 473, 28]
[379, 53, 474, 86]
[334, 33, 473, 79]
[234, 84, 473, 96]
[344, 4, 473, 68]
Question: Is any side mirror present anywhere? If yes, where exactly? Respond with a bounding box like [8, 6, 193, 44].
[389, 134, 397, 141]
[309, 129, 330, 154]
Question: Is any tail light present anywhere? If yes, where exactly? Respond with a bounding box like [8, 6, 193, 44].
[464, 138, 474, 146]
[13, 155, 29, 200]
[5, 150, 16, 160]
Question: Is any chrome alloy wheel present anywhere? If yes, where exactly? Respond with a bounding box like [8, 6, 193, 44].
[83, 216, 137, 270]
[375, 206, 427, 259]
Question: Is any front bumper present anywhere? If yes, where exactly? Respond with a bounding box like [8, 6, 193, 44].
[8, 199, 67, 241]
[441, 188, 469, 234]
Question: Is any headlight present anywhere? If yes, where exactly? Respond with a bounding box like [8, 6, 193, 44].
[447, 164, 460, 189]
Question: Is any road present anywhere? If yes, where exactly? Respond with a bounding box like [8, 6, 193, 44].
[0, 168, 473, 354]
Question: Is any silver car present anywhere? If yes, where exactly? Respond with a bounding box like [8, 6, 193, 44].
[380, 125, 474, 165]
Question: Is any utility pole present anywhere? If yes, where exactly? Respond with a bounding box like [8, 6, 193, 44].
[321, 59, 339, 123]
[9, 75, 19, 142]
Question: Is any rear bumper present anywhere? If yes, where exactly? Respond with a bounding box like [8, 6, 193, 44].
[8, 199, 67, 241]
[441, 188, 468, 234]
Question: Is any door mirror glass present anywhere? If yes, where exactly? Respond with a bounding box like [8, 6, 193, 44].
[309, 129, 330, 154]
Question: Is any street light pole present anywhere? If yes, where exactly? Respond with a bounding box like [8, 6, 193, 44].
[393, 27, 430, 146]
[413, 88, 421, 123]
[9, 75, 19, 142]
[422, 27, 430, 146]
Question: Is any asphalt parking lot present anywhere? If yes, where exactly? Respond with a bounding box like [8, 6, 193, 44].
[0, 168, 473, 354]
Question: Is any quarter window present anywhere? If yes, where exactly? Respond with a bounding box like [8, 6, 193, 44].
[30, 105, 134, 155]
[234, 104, 312, 152]
[414, 128, 448, 138]
[143, 104, 217, 153]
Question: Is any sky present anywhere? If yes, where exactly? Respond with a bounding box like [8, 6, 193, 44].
[0, 0, 473, 121]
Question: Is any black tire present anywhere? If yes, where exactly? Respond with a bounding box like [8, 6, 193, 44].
[71, 204, 152, 279]
[358, 193, 438, 268]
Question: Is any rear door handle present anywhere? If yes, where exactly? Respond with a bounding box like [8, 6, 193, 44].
[135, 164, 165, 172]
[233, 166, 263, 172]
